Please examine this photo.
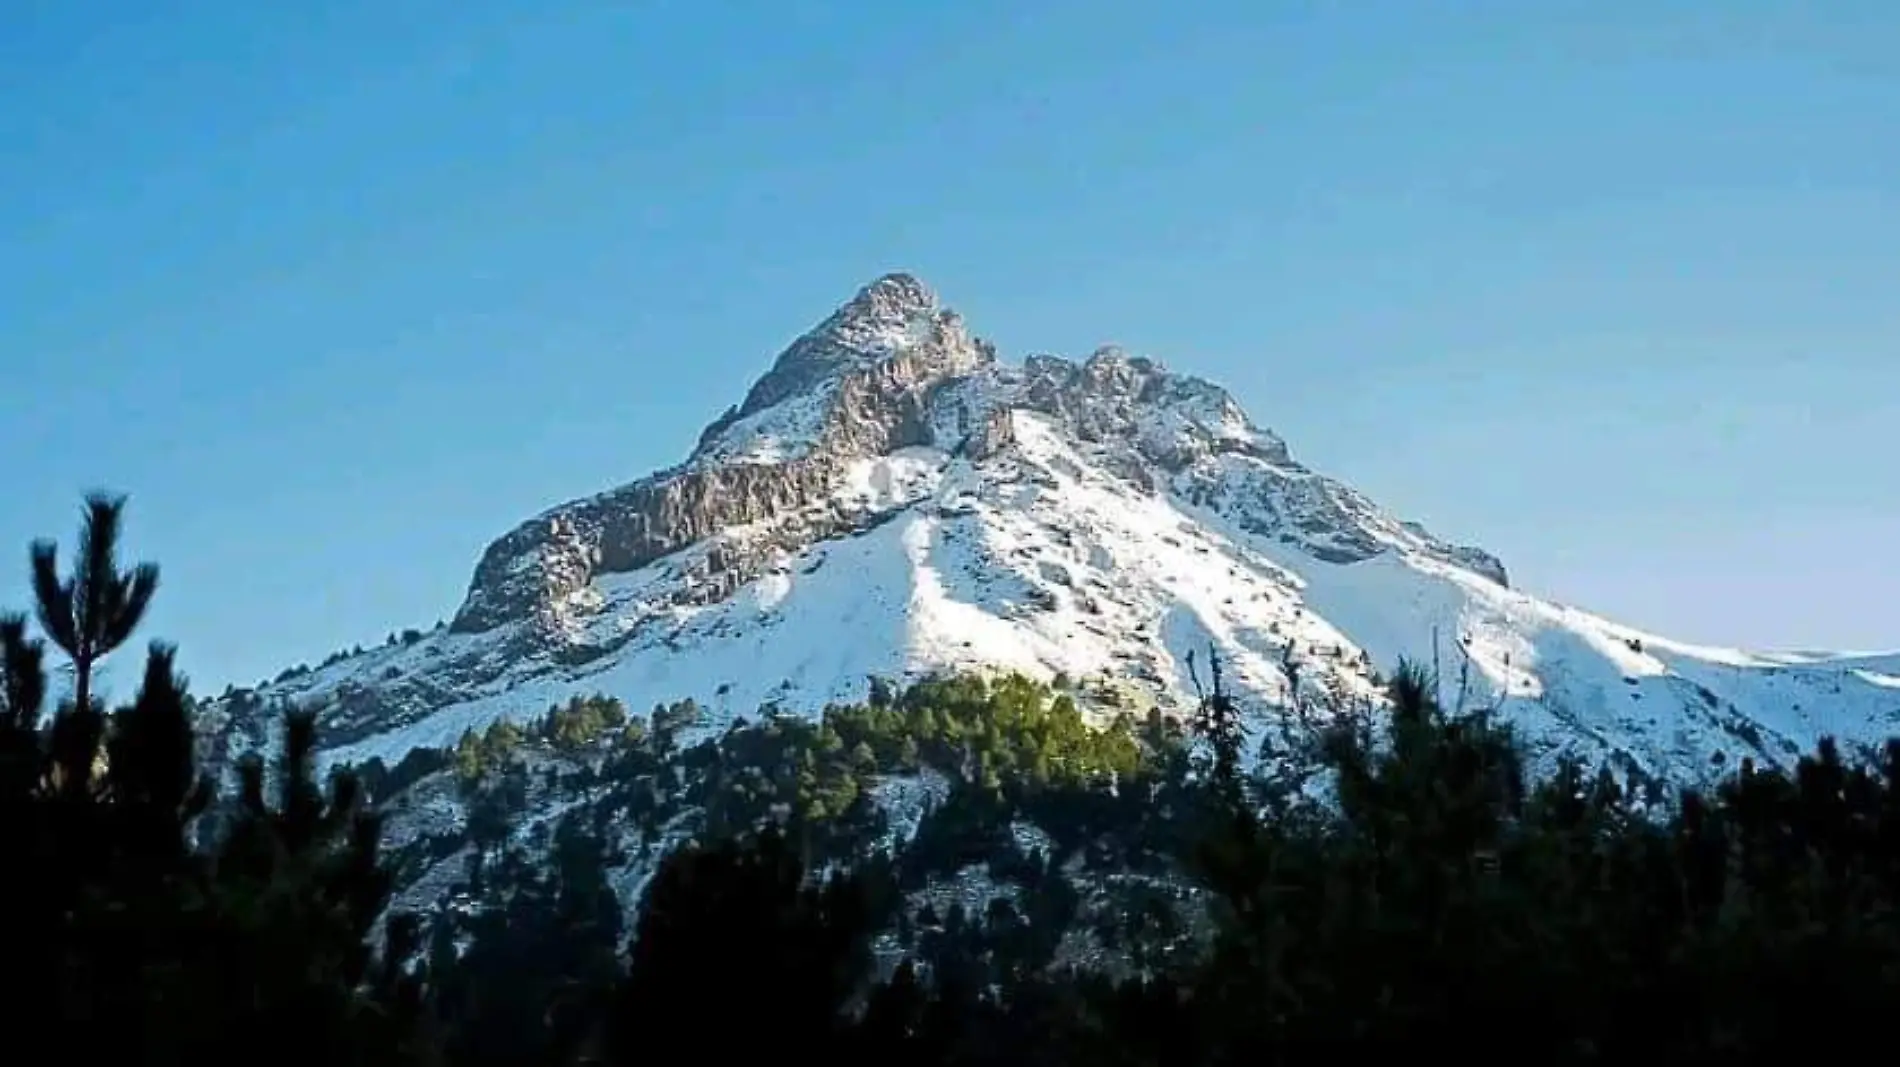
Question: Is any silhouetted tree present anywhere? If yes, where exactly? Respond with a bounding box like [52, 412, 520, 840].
[0, 495, 427, 1065]
[433, 813, 624, 1067]
[606, 825, 872, 1063]
[30, 492, 159, 724]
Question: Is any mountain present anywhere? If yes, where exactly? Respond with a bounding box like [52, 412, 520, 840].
[202, 273, 1899, 792]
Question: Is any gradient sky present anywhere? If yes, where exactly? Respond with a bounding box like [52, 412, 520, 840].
[2, 0, 1896, 697]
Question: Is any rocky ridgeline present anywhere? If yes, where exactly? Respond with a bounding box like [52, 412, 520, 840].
[449, 274, 1504, 653]
[202, 273, 1525, 759]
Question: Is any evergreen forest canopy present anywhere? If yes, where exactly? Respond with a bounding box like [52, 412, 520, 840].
[3, 493, 1899, 1065]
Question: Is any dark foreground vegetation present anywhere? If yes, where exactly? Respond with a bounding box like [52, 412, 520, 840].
[4, 494, 1898, 1065]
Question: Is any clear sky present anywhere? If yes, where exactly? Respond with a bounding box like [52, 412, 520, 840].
[2, 0, 1896, 696]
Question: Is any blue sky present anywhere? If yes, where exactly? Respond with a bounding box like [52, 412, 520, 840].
[2, 0, 1896, 695]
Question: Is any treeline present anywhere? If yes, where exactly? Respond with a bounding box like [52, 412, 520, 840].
[439, 664, 1900, 1065]
[5, 495, 1899, 1066]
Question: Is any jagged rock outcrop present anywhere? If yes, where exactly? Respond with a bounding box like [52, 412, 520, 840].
[966, 408, 1018, 462]
[728, 272, 949, 418]
[1018, 348, 1290, 467]
[451, 274, 993, 638]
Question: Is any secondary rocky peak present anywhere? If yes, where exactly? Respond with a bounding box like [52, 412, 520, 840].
[1011, 347, 1285, 468]
[1083, 344, 1152, 375]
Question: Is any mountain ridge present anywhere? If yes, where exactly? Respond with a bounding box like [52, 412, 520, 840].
[202, 273, 1900, 791]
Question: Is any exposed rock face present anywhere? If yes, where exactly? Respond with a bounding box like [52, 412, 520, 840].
[966, 408, 1018, 462]
[451, 273, 995, 639]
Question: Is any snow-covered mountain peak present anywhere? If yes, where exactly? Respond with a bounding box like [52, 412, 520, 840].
[201, 277, 1900, 796]
[727, 273, 971, 415]
[689, 273, 991, 467]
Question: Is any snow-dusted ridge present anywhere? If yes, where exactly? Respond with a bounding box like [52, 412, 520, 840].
[203, 273, 1900, 788]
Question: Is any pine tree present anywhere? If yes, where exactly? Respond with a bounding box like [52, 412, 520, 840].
[433, 813, 625, 1067]
[0, 614, 47, 792]
[0, 612, 61, 1046]
[105, 643, 214, 870]
[29, 492, 159, 736]
[192, 707, 427, 1063]
[0, 495, 430, 1065]
[607, 825, 872, 1063]
[1186, 646, 1245, 816]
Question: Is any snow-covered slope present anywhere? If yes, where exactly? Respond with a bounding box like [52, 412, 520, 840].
[202, 273, 1900, 787]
